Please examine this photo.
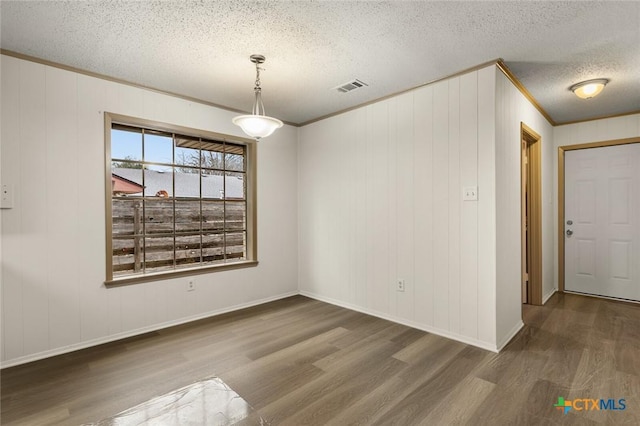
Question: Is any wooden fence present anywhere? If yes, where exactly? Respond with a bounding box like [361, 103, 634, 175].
[112, 198, 246, 275]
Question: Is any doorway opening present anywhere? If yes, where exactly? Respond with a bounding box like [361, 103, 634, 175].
[521, 123, 542, 305]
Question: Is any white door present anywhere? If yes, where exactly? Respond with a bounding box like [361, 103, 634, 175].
[564, 143, 640, 301]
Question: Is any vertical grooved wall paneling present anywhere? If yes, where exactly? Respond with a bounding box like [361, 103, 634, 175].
[432, 80, 450, 331]
[21, 60, 50, 356]
[0, 55, 299, 366]
[387, 98, 398, 316]
[46, 67, 81, 349]
[369, 101, 391, 314]
[353, 109, 368, 306]
[77, 74, 109, 342]
[413, 85, 434, 327]
[474, 66, 497, 345]
[1, 56, 24, 361]
[395, 92, 415, 320]
[299, 65, 506, 350]
[459, 72, 479, 339]
[448, 77, 461, 335]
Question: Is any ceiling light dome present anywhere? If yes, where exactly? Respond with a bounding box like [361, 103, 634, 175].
[232, 54, 283, 140]
[570, 78, 609, 99]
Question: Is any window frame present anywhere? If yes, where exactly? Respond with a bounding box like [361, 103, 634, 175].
[104, 112, 258, 286]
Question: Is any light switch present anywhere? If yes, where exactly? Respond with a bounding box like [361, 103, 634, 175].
[463, 186, 478, 201]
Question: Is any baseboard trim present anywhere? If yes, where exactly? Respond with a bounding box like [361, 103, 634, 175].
[542, 289, 557, 305]
[496, 320, 525, 351]
[0, 291, 298, 369]
[563, 290, 640, 305]
[4, 288, 533, 368]
[299, 290, 500, 353]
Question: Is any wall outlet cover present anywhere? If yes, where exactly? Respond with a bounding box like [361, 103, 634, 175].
[463, 186, 478, 201]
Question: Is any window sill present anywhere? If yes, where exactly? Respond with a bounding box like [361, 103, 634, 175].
[105, 260, 259, 287]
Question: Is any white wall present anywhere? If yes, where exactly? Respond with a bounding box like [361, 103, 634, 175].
[553, 114, 640, 290]
[494, 71, 555, 345]
[0, 55, 299, 367]
[298, 65, 512, 351]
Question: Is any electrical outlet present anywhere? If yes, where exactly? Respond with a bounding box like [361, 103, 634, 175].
[396, 279, 405, 292]
[1, 184, 13, 209]
[187, 279, 196, 292]
[463, 186, 478, 201]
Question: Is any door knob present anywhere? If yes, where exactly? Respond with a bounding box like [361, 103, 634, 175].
[566, 229, 573, 236]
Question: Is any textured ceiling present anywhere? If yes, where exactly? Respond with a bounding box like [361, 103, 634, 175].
[1, 1, 639, 125]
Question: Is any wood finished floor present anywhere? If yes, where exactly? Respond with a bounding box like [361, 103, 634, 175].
[1, 292, 639, 425]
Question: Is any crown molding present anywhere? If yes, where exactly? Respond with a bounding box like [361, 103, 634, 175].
[300, 58, 503, 127]
[3, 49, 637, 128]
[0, 49, 299, 127]
[496, 60, 556, 126]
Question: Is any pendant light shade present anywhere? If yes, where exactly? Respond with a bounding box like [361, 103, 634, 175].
[233, 55, 283, 140]
[232, 115, 283, 139]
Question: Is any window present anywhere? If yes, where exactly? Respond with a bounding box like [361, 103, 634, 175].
[105, 113, 257, 284]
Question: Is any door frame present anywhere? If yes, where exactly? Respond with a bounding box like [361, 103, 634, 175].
[521, 123, 542, 305]
[557, 136, 640, 292]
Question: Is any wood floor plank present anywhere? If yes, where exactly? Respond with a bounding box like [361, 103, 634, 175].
[396, 335, 468, 385]
[570, 340, 617, 393]
[259, 333, 407, 423]
[391, 332, 446, 363]
[539, 335, 585, 387]
[419, 376, 495, 425]
[324, 376, 410, 426]
[221, 355, 332, 410]
[372, 347, 489, 425]
[1, 406, 70, 426]
[244, 311, 354, 361]
[279, 356, 406, 425]
[606, 371, 640, 425]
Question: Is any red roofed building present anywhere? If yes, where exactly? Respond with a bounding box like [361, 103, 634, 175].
[111, 174, 144, 195]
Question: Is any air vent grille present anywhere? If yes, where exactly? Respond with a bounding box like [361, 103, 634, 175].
[334, 79, 368, 93]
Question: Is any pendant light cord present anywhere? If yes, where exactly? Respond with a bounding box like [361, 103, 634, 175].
[252, 62, 266, 116]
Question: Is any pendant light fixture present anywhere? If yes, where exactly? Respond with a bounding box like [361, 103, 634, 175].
[570, 78, 609, 99]
[232, 54, 283, 140]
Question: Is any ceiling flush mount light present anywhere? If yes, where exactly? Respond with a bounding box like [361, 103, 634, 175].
[570, 78, 609, 99]
[232, 54, 283, 140]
